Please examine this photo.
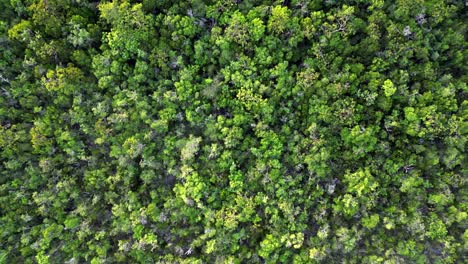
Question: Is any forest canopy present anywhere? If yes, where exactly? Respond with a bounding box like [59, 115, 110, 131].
[0, 0, 467, 263]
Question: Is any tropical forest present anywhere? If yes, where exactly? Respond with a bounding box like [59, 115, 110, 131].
[0, 0, 466, 263]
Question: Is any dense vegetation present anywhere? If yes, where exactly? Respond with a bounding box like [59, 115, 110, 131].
[1, 0, 467, 263]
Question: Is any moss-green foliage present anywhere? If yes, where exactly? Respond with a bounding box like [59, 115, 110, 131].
[1, 0, 466, 263]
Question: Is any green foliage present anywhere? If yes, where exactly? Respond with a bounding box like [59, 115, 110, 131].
[382, 79, 396, 97]
[362, 214, 380, 229]
[268, 6, 291, 35]
[0, 0, 466, 263]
